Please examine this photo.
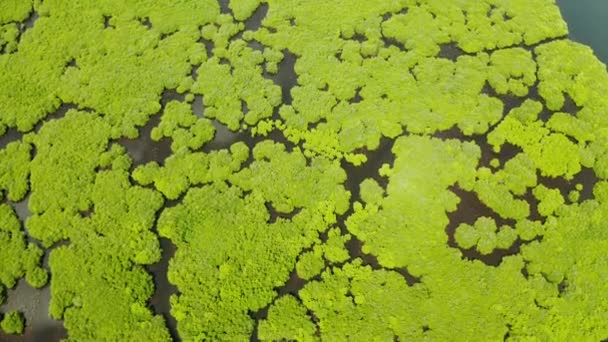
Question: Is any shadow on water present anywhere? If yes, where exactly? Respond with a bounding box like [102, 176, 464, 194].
[437, 42, 465, 61]
[244, 3, 268, 31]
[202, 119, 248, 152]
[345, 230, 420, 286]
[340, 137, 396, 200]
[191, 94, 204, 118]
[445, 186, 522, 266]
[21, 11, 38, 32]
[147, 238, 180, 342]
[0, 129, 22, 150]
[33, 103, 84, 134]
[192, 93, 250, 152]
[118, 90, 181, 168]
[274, 51, 298, 105]
[218, 0, 231, 15]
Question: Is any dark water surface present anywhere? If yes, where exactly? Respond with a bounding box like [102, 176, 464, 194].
[1, 2, 607, 341]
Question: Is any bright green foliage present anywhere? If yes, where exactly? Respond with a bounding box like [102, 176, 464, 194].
[295, 228, 350, 280]
[230, 141, 350, 214]
[0, 141, 31, 202]
[488, 48, 537, 96]
[536, 40, 608, 111]
[26, 110, 111, 214]
[11, 107, 170, 340]
[46, 169, 170, 341]
[515, 219, 545, 242]
[533, 185, 565, 217]
[200, 15, 243, 53]
[455, 217, 518, 254]
[347, 135, 480, 270]
[509, 99, 544, 124]
[132, 142, 249, 200]
[229, 0, 263, 21]
[59, 23, 200, 138]
[296, 249, 325, 280]
[475, 176, 530, 220]
[253, 0, 565, 160]
[0, 204, 47, 289]
[513, 183, 608, 340]
[49, 241, 170, 341]
[0, 0, 32, 24]
[98, 143, 132, 171]
[359, 178, 384, 205]
[281, 53, 503, 159]
[89, 170, 165, 264]
[0, 311, 24, 335]
[321, 228, 350, 264]
[534, 39, 608, 179]
[530, 133, 582, 179]
[0, 23, 19, 53]
[501, 153, 538, 195]
[382, 6, 450, 57]
[329, 119, 608, 341]
[546, 112, 596, 143]
[150, 100, 215, 152]
[488, 105, 583, 179]
[568, 189, 580, 203]
[1, 0, 608, 340]
[154, 142, 348, 340]
[298, 261, 428, 341]
[0, 0, 218, 135]
[192, 40, 282, 130]
[258, 295, 317, 342]
[420, 0, 567, 52]
[26, 208, 81, 250]
[157, 182, 336, 340]
[473, 153, 538, 220]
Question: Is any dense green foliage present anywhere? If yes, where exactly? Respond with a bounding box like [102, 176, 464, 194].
[1, 0, 608, 341]
[258, 295, 316, 341]
[41, 168, 171, 341]
[0, 204, 46, 289]
[151, 100, 216, 153]
[0, 142, 31, 202]
[154, 145, 347, 339]
[0, 311, 25, 335]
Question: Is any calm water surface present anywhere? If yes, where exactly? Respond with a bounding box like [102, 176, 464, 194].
[557, 0, 608, 64]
